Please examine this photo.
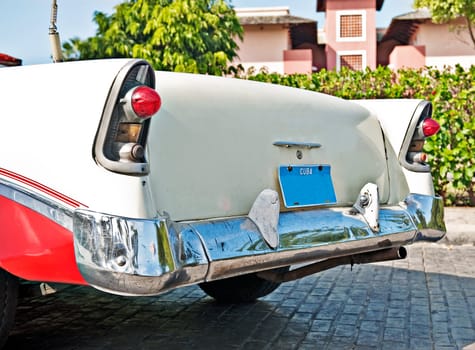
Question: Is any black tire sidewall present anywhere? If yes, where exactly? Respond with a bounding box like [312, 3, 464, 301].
[199, 267, 289, 303]
[0, 269, 18, 349]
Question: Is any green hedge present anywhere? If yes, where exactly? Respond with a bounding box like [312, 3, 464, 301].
[241, 65, 475, 205]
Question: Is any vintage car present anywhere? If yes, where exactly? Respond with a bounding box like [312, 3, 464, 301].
[0, 53, 22, 67]
[0, 58, 445, 345]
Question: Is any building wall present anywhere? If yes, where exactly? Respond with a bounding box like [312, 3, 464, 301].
[324, 0, 377, 70]
[413, 19, 475, 69]
[234, 24, 290, 74]
[283, 49, 313, 74]
[389, 45, 425, 69]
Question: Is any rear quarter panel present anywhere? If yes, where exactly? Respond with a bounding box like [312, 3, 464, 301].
[354, 99, 435, 196]
[0, 60, 154, 218]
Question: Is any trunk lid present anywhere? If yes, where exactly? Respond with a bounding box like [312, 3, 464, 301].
[149, 72, 389, 221]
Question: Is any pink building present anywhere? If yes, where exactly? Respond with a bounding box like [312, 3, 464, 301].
[234, 1, 475, 73]
[235, 1, 383, 73]
[317, 0, 383, 71]
[234, 7, 320, 74]
[379, 8, 475, 69]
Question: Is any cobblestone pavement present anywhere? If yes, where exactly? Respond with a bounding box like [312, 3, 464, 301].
[4, 244, 475, 350]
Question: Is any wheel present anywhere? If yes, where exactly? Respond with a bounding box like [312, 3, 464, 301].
[0, 269, 18, 348]
[199, 267, 289, 303]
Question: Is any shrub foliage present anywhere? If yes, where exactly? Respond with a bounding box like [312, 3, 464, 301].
[241, 65, 475, 205]
[63, 0, 242, 75]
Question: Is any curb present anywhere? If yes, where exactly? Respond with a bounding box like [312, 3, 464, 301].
[441, 207, 475, 245]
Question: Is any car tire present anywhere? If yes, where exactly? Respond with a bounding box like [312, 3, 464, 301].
[198, 267, 289, 303]
[0, 269, 18, 348]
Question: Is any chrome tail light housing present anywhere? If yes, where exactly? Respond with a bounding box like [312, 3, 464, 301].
[400, 101, 440, 172]
[94, 60, 160, 175]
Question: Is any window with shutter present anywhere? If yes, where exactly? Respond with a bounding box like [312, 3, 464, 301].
[336, 10, 366, 42]
[340, 54, 363, 70]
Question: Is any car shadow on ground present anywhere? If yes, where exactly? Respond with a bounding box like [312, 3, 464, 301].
[4, 245, 475, 350]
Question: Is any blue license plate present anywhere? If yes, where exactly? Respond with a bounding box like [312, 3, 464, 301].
[278, 165, 337, 208]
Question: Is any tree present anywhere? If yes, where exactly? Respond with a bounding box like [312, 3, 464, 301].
[414, 0, 475, 48]
[63, 0, 243, 75]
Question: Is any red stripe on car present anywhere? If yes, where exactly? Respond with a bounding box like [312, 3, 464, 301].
[0, 168, 87, 208]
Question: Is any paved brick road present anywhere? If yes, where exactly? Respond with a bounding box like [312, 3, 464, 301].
[4, 244, 475, 350]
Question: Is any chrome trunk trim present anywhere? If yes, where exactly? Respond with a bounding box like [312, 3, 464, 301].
[73, 193, 445, 296]
[273, 141, 322, 149]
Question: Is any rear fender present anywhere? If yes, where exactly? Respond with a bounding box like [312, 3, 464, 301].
[354, 99, 435, 196]
[0, 174, 86, 284]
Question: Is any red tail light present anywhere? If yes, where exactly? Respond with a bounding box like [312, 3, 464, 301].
[422, 118, 440, 137]
[131, 86, 161, 119]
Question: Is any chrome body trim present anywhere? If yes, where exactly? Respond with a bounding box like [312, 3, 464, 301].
[94, 59, 154, 175]
[0, 178, 74, 231]
[73, 211, 209, 296]
[248, 189, 280, 249]
[399, 101, 432, 172]
[72, 193, 445, 296]
[352, 183, 380, 232]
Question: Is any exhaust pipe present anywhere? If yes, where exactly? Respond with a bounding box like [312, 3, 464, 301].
[257, 247, 407, 283]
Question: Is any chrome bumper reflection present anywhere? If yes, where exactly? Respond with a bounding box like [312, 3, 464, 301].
[73, 193, 445, 296]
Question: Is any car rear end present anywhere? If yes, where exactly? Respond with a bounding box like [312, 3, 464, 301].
[74, 65, 445, 296]
[0, 59, 445, 299]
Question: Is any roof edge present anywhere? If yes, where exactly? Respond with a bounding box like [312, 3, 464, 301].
[317, 0, 385, 12]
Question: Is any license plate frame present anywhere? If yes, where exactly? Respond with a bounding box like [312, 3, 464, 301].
[278, 164, 337, 208]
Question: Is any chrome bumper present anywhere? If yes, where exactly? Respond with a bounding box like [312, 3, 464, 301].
[73, 193, 446, 296]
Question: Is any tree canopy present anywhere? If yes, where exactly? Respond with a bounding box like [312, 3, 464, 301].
[63, 0, 243, 75]
[414, 0, 475, 48]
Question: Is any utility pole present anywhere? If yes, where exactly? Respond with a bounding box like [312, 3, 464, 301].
[49, 0, 64, 62]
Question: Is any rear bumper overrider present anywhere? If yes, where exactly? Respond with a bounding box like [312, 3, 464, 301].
[73, 193, 445, 296]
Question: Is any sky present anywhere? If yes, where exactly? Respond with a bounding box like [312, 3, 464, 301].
[0, 0, 415, 65]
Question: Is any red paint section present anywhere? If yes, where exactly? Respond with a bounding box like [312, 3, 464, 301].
[0, 196, 87, 285]
[0, 168, 87, 208]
